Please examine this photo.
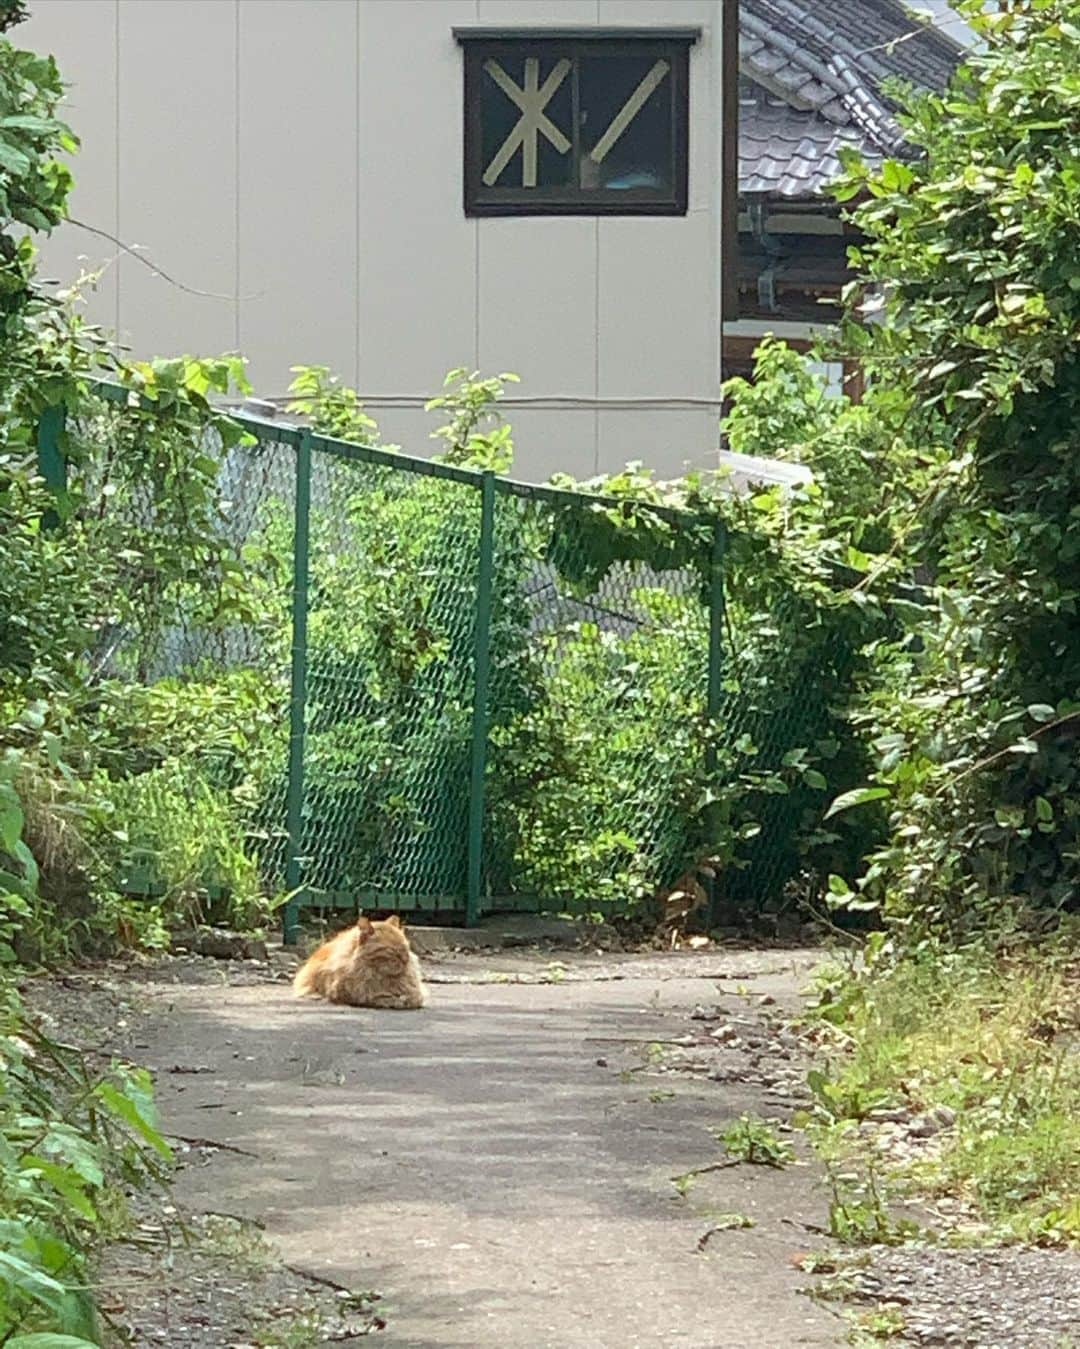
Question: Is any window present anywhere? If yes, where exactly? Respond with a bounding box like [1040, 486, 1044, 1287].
[455, 28, 698, 217]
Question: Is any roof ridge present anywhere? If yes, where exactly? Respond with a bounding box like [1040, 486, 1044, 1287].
[739, 8, 852, 121]
[740, 0, 910, 155]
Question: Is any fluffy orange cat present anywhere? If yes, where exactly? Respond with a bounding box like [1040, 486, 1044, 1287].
[293, 915, 427, 1009]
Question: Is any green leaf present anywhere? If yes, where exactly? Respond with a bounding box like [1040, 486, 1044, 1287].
[824, 786, 890, 820]
[0, 1248, 67, 1299]
[804, 769, 827, 790]
[12, 839, 39, 890]
[0, 114, 62, 133]
[0, 870, 32, 906]
[94, 1082, 172, 1160]
[806, 1068, 829, 1099]
[18, 704, 46, 731]
[13, 204, 53, 231]
[42, 1125, 104, 1188]
[1027, 703, 1056, 722]
[20, 1156, 97, 1222]
[0, 798, 24, 851]
[0, 137, 32, 175]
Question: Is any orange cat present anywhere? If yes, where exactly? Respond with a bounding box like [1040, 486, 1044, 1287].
[293, 915, 427, 1009]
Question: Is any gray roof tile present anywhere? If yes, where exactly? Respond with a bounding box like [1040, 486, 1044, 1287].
[739, 0, 964, 200]
[739, 89, 884, 198]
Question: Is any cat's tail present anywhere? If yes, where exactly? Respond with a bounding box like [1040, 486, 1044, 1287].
[292, 952, 324, 997]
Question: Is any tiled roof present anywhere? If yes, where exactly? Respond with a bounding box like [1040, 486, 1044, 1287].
[739, 0, 964, 200]
[739, 85, 884, 198]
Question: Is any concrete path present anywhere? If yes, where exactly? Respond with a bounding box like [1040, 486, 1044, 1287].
[139, 949, 840, 1348]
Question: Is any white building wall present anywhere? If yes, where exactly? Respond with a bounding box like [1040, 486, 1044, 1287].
[23, 0, 726, 482]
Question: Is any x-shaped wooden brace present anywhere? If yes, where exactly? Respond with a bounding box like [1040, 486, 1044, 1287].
[482, 57, 572, 187]
[482, 56, 672, 189]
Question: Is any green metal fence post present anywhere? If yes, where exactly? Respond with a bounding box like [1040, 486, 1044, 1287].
[466, 471, 496, 928]
[705, 518, 727, 926]
[707, 518, 726, 724]
[36, 403, 67, 530]
[283, 430, 313, 946]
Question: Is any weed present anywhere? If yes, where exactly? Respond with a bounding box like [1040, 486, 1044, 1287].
[847, 1303, 906, 1343]
[804, 1271, 859, 1303]
[671, 1171, 697, 1200]
[825, 1163, 922, 1246]
[196, 1214, 278, 1274]
[794, 1251, 842, 1275]
[717, 1114, 795, 1168]
[253, 1310, 326, 1349]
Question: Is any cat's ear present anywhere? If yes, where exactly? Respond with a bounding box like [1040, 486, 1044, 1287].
[356, 916, 374, 941]
[385, 914, 401, 928]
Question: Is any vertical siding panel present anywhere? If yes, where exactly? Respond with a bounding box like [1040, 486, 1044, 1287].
[116, 0, 237, 359]
[355, 0, 477, 453]
[595, 0, 722, 474]
[237, 0, 358, 396]
[18, 0, 119, 340]
[474, 0, 599, 475]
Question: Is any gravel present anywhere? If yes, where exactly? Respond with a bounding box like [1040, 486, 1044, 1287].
[657, 991, 1080, 1349]
[855, 1245, 1080, 1348]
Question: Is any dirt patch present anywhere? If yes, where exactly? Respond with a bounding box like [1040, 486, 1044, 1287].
[99, 1207, 383, 1347]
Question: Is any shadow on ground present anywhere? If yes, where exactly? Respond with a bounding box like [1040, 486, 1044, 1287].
[131, 954, 838, 1348]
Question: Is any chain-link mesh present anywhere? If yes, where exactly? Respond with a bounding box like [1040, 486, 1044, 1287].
[63, 384, 850, 932]
[482, 491, 711, 915]
[711, 580, 858, 908]
[298, 452, 481, 910]
[64, 394, 295, 902]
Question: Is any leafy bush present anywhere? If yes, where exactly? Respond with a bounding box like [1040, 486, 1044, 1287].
[2, 753, 172, 1341]
[0, 989, 172, 1343]
[536, 455, 889, 917]
[1, 355, 289, 947]
[92, 763, 262, 925]
[425, 365, 519, 472]
[815, 0, 1080, 936]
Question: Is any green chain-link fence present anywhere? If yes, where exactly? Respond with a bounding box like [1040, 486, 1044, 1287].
[45, 382, 848, 941]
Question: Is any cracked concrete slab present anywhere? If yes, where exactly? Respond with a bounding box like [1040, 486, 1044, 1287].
[136, 949, 839, 1348]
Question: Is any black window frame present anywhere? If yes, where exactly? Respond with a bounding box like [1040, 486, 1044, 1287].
[454, 27, 699, 219]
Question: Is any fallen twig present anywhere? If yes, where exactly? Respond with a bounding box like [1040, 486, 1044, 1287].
[168, 1134, 259, 1158]
[781, 1216, 831, 1237]
[585, 1036, 695, 1046]
[284, 1264, 353, 1292]
[671, 1159, 741, 1181]
[697, 1223, 753, 1252]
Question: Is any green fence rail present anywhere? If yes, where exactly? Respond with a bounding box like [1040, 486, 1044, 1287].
[41, 382, 847, 942]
